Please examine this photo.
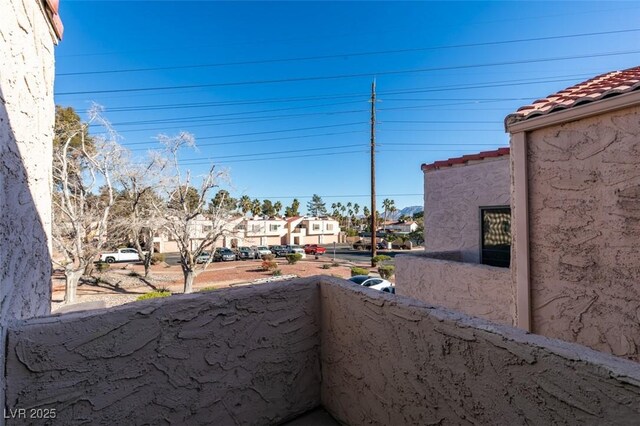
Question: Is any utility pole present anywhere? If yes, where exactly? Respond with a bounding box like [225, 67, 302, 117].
[370, 80, 377, 266]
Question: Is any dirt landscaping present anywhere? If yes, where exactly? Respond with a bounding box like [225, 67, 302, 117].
[51, 256, 381, 312]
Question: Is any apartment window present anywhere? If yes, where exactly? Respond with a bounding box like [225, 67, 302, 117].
[480, 207, 511, 268]
[251, 224, 261, 232]
[269, 224, 280, 232]
[312, 224, 320, 231]
[326, 224, 333, 231]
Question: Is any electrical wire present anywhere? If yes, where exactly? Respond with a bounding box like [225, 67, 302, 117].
[56, 28, 640, 77]
[55, 48, 640, 96]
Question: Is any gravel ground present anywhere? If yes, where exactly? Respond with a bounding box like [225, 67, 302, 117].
[51, 257, 376, 312]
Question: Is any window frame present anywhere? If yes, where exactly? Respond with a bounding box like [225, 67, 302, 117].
[479, 205, 511, 268]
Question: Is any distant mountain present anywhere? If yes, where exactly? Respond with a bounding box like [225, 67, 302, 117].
[390, 205, 423, 220]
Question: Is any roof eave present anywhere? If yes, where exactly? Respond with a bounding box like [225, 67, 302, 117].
[506, 90, 640, 134]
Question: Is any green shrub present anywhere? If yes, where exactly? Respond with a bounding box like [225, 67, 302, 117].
[372, 255, 391, 266]
[151, 253, 166, 265]
[321, 264, 331, 270]
[377, 265, 395, 280]
[286, 253, 303, 264]
[272, 269, 282, 276]
[199, 286, 217, 292]
[262, 253, 275, 261]
[346, 228, 359, 237]
[261, 260, 278, 271]
[331, 261, 340, 267]
[136, 290, 171, 301]
[351, 267, 369, 277]
[95, 262, 110, 272]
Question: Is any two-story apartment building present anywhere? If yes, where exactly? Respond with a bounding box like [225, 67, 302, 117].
[157, 215, 341, 251]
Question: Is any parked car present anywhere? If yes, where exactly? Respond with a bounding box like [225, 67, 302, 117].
[196, 252, 213, 264]
[348, 275, 394, 291]
[238, 246, 259, 260]
[269, 245, 287, 257]
[304, 244, 326, 255]
[256, 246, 273, 258]
[214, 248, 236, 262]
[99, 248, 141, 264]
[352, 240, 386, 251]
[288, 245, 305, 254]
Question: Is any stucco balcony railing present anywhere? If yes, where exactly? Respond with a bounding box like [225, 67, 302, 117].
[396, 251, 514, 326]
[6, 277, 640, 425]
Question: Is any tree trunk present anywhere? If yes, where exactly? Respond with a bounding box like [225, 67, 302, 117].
[143, 251, 152, 278]
[183, 269, 195, 294]
[64, 268, 83, 304]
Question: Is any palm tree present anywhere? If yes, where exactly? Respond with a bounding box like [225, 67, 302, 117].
[251, 199, 262, 217]
[382, 198, 395, 231]
[239, 195, 252, 216]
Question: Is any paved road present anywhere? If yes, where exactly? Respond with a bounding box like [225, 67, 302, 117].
[163, 245, 421, 265]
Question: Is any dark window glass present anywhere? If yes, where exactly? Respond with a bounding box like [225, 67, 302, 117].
[481, 207, 511, 268]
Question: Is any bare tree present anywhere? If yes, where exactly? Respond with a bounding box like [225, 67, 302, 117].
[112, 150, 168, 278]
[155, 132, 234, 293]
[52, 105, 125, 303]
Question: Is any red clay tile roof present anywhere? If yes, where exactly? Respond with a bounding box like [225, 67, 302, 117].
[506, 66, 640, 125]
[421, 147, 510, 171]
[44, 0, 64, 40]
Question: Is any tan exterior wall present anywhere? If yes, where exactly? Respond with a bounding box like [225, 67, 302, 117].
[0, 0, 56, 418]
[424, 156, 510, 263]
[395, 252, 514, 325]
[525, 105, 640, 361]
[319, 277, 640, 425]
[6, 280, 322, 425]
[5, 276, 640, 424]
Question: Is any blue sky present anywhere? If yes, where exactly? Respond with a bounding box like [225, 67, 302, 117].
[55, 1, 640, 213]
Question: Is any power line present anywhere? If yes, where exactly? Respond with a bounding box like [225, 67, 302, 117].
[74, 72, 595, 117]
[127, 130, 367, 151]
[99, 93, 369, 113]
[56, 28, 640, 77]
[237, 193, 424, 200]
[120, 122, 367, 146]
[178, 144, 366, 163]
[55, 48, 640, 96]
[97, 100, 367, 127]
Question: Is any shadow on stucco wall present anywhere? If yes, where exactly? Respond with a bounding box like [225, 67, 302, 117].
[0, 83, 52, 324]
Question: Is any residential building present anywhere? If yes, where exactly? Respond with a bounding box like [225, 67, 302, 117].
[397, 66, 640, 362]
[157, 215, 341, 251]
[397, 148, 514, 326]
[384, 220, 419, 234]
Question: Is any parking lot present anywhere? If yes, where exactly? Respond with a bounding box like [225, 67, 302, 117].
[162, 244, 421, 265]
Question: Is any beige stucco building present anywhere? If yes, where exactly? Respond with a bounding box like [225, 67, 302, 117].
[397, 149, 515, 326]
[398, 66, 640, 362]
[158, 215, 340, 252]
[0, 0, 62, 421]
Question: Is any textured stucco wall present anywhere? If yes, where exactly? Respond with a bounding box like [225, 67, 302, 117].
[6, 277, 640, 425]
[6, 280, 321, 425]
[319, 277, 640, 425]
[526, 105, 640, 361]
[0, 1, 55, 420]
[424, 157, 510, 263]
[395, 252, 514, 325]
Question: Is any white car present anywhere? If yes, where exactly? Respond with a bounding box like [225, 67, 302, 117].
[99, 248, 140, 264]
[256, 246, 273, 258]
[348, 275, 394, 291]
